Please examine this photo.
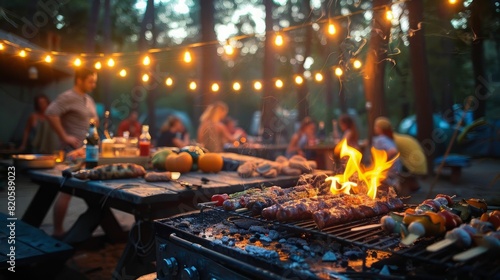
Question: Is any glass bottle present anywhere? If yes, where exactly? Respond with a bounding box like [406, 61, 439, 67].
[85, 119, 99, 169]
[139, 125, 151, 156]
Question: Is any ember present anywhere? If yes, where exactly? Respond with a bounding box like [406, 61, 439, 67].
[327, 139, 399, 199]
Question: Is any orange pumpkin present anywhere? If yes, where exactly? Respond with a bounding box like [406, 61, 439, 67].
[165, 152, 193, 173]
[198, 153, 224, 173]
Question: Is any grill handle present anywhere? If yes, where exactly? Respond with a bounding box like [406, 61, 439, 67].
[169, 233, 282, 280]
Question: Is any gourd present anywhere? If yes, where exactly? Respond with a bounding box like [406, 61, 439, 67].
[151, 148, 175, 170]
[198, 153, 224, 173]
[165, 152, 193, 173]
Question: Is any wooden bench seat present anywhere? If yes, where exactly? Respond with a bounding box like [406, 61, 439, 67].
[434, 154, 471, 184]
[0, 212, 73, 271]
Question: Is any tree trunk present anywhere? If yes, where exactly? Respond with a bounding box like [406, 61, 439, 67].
[438, 1, 455, 123]
[86, 0, 101, 52]
[199, 0, 218, 112]
[408, 0, 434, 175]
[470, 0, 487, 120]
[260, 0, 279, 144]
[296, 1, 312, 121]
[102, 0, 112, 111]
[363, 0, 391, 142]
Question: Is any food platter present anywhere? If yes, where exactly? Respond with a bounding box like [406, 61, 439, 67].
[12, 154, 56, 169]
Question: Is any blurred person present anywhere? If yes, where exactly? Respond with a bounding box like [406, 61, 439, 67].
[197, 101, 238, 152]
[286, 117, 317, 158]
[222, 116, 247, 141]
[45, 68, 99, 237]
[393, 132, 427, 194]
[157, 115, 190, 148]
[117, 110, 141, 138]
[372, 117, 402, 190]
[19, 94, 59, 154]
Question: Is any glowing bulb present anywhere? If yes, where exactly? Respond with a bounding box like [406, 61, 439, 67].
[275, 79, 283, 88]
[386, 10, 394, 21]
[94, 61, 102, 70]
[44, 55, 52, 63]
[0, 43, 4, 50]
[184, 51, 192, 63]
[74, 58, 82, 67]
[189, 81, 197, 90]
[315, 73, 323, 82]
[353, 59, 362, 69]
[233, 82, 241, 91]
[143, 56, 151, 66]
[449, 0, 457, 4]
[19, 50, 27, 57]
[165, 77, 173, 86]
[142, 73, 149, 82]
[254, 81, 262, 91]
[295, 76, 304, 85]
[107, 58, 115, 67]
[328, 23, 336, 35]
[335, 67, 343, 77]
[211, 83, 220, 92]
[224, 44, 234, 55]
[119, 69, 127, 77]
[275, 34, 284, 46]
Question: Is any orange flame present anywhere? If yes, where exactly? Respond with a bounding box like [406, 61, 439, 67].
[326, 139, 399, 199]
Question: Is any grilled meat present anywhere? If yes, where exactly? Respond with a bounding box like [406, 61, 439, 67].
[73, 163, 146, 180]
[312, 197, 404, 229]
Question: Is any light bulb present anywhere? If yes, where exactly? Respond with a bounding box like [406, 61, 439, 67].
[211, 83, 220, 92]
[254, 81, 262, 90]
[328, 23, 336, 35]
[107, 58, 115, 67]
[165, 77, 173, 86]
[44, 55, 52, 63]
[275, 34, 284, 46]
[184, 51, 192, 63]
[295, 76, 304, 85]
[19, 50, 27, 57]
[94, 61, 102, 70]
[353, 59, 362, 69]
[233, 82, 241, 91]
[189, 81, 197, 90]
[119, 69, 127, 77]
[275, 79, 283, 88]
[142, 73, 149, 82]
[335, 67, 343, 77]
[74, 58, 82, 67]
[315, 73, 323, 82]
[143, 56, 151, 66]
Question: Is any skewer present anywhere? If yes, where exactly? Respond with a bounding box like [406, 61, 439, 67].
[453, 233, 500, 261]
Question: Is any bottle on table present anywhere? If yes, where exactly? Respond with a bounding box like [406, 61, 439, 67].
[139, 125, 151, 156]
[85, 119, 100, 169]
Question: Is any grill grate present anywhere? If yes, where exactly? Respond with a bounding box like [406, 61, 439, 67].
[198, 203, 500, 278]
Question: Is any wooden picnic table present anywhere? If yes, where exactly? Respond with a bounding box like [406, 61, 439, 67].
[21, 153, 329, 279]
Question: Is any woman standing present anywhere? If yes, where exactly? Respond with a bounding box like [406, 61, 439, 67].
[197, 101, 237, 152]
[19, 94, 59, 154]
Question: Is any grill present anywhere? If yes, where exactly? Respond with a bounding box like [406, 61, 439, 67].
[154, 202, 500, 280]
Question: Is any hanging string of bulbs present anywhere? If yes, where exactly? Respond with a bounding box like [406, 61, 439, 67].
[0, 0, 448, 93]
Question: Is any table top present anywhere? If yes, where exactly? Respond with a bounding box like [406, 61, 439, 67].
[28, 160, 329, 207]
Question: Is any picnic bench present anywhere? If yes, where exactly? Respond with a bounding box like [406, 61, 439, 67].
[434, 154, 471, 184]
[0, 212, 73, 272]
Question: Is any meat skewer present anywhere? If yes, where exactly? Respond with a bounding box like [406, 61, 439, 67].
[453, 231, 500, 261]
[427, 211, 500, 252]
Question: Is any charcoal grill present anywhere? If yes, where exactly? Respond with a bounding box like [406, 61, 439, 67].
[154, 203, 500, 280]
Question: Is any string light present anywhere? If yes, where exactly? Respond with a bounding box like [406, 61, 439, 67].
[386, 9, 394, 21]
[19, 50, 27, 57]
[189, 81, 197, 90]
[224, 44, 235, 56]
[0, 43, 4, 50]
[275, 34, 284, 47]
[119, 69, 127, 77]
[44, 55, 52, 63]
[295, 75, 304, 85]
[142, 73, 149, 82]
[107, 58, 115, 67]
[211, 82, 220, 92]
[275, 79, 283, 88]
[328, 22, 336, 35]
[449, 0, 457, 4]
[184, 51, 192, 63]
[335, 67, 343, 77]
[254, 81, 262, 91]
[314, 73, 323, 82]
[165, 77, 173, 86]
[73, 58, 82, 67]
[353, 59, 362, 69]
[142, 55, 151, 66]
[94, 61, 102, 70]
[232, 82, 241, 91]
